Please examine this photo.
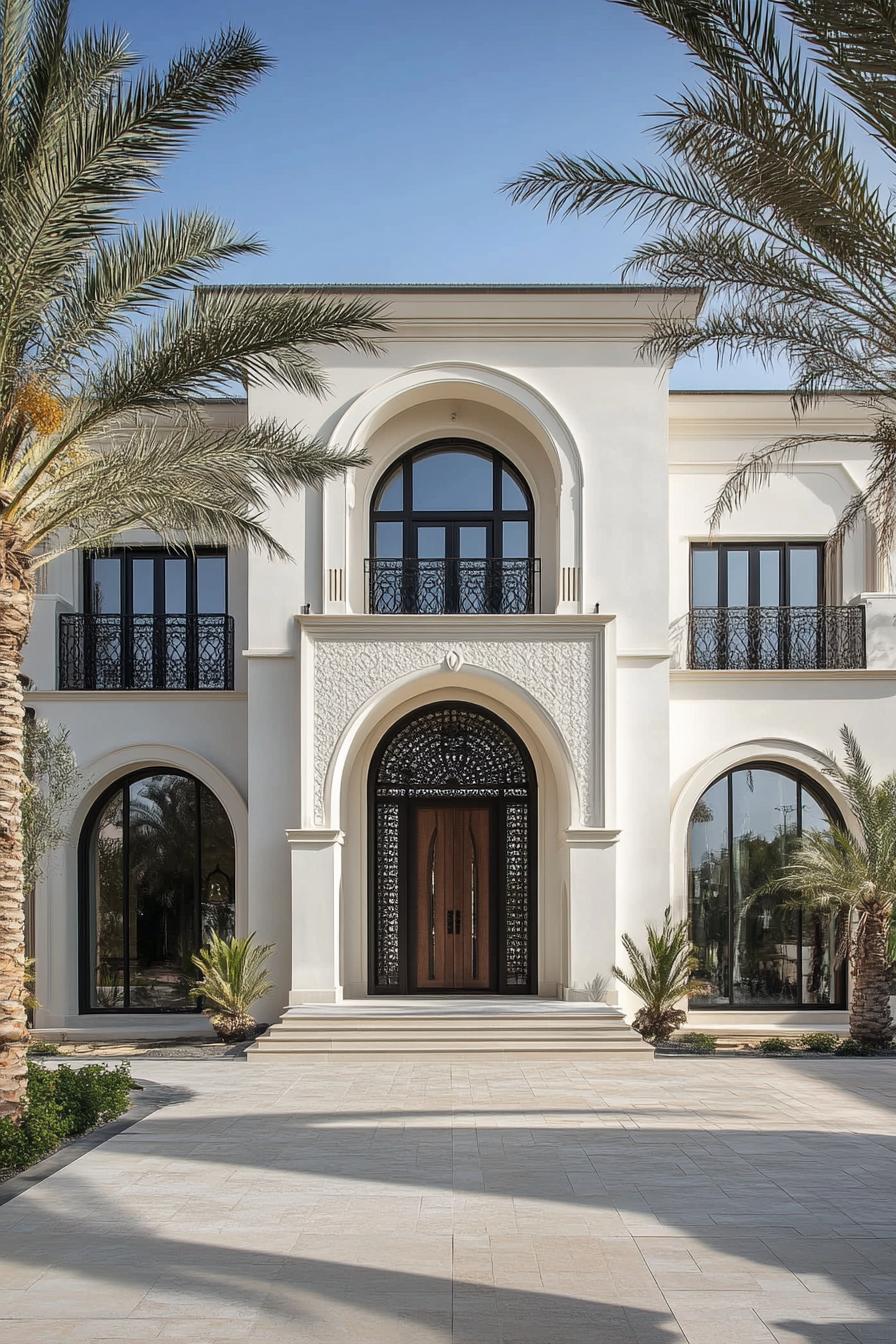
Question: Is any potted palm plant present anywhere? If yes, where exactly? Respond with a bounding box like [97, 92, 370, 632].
[613, 907, 708, 1044]
[191, 933, 274, 1043]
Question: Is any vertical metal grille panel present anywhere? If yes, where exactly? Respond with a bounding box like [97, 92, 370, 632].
[374, 802, 401, 988]
[504, 802, 529, 987]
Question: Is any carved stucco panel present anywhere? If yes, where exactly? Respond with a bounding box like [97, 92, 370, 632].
[311, 636, 597, 823]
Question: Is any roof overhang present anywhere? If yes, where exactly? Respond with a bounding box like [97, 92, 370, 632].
[200, 282, 704, 345]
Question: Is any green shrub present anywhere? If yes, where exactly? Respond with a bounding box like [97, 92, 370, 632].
[758, 1036, 793, 1054]
[53, 1064, 132, 1135]
[676, 1032, 717, 1054]
[27, 1039, 60, 1056]
[800, 1032, 839, 1054]
[836, 1037, 874, 1057]
[0, 1062, 131, 1176]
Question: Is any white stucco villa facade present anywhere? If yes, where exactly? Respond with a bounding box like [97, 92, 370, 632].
[22, 285, 896, 1045]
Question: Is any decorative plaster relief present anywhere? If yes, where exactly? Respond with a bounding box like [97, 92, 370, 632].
[311, 634, 598, 823]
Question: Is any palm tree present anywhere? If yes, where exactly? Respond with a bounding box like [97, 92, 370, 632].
[612, 906, 708, 1043]
[507, 1, 896, 554]
[191, 932, 273, 1043]
[763, 727, 896, 1047]
[0, 2, 388, 1117]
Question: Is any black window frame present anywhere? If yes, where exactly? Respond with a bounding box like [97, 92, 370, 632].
[370, 439, 534, 563]
[78, 767, 236, 1014]
[690, 541, 825, 609]
[83, 546, 228, 619]
[688, 761, 847, 1011]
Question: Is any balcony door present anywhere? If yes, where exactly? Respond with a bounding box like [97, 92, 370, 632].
[84, 549, 227, 689]
[690, 542, 825, 669]
[369, 439, 536, 614]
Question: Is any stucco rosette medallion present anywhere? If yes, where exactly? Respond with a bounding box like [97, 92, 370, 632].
[310, 634, 599, 824]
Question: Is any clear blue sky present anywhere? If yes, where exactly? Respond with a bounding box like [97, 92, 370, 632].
[71, 0, 781, 388]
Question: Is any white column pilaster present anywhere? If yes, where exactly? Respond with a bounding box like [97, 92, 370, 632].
[560, 827, 620, 1001]
[286, 828, 344, 1003]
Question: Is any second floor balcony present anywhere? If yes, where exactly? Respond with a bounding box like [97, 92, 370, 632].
[687, 604, 866, 671]
[58, 613, 235, 690]
[365, 556, 541, 615]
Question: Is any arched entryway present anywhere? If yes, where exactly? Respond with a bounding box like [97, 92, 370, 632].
[79, 769, 236, 1012]
[368, 702, 537, 994]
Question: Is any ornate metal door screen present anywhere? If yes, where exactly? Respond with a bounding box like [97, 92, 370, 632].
[370, 703, 536, 993]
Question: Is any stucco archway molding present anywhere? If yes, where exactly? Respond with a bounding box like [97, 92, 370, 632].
[321, 362, 584, 612]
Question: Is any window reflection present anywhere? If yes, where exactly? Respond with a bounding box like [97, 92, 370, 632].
[412, 450, 493, 511]
[85, 771, 235, 1011]
[688, 765, 843, 1009]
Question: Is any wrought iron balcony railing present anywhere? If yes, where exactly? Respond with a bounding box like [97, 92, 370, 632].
[687, 604, 865, 671]
[365, 557, 541, 615]
[58, 613, 235, 690]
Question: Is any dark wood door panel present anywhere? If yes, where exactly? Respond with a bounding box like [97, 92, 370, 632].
[412, 804, 492, 991]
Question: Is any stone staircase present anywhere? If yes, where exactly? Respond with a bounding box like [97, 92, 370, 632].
[246, 997, 653, 1062]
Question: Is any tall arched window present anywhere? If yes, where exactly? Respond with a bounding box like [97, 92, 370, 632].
[368, 439, 536, 614]
[80, 770, 235, 1012]
[688, 763, 845, 1009]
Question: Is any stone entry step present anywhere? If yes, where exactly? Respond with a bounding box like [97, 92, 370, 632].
[247, 998, 653, 1061]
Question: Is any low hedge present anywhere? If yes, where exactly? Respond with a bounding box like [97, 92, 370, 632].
[0, 1061, 132, 1177]
[757, 1036, 793, 1054]
[674, 1032, 718, 1054]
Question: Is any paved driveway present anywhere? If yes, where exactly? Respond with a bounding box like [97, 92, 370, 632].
[1, 1057, 896, 1343]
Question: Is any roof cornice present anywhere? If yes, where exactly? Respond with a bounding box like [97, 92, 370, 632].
[200, 283, 704, 342]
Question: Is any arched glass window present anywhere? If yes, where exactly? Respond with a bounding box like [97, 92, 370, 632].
[368, 439, 536, 614]
[688, 764, 845, 1009]
[81, 770, 235, 1011]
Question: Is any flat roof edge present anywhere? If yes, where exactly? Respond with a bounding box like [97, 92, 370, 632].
[199, 282, 703, 297]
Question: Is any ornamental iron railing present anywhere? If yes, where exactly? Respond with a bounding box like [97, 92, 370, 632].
[687, 604, 865, 671]
[365, 557, 540, 615]
[58, 613, 234, 690]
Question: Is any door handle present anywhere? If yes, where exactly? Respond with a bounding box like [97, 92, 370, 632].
[446, 910, 462, 935]
[446, 910, 454, 935]
[454, 908, 461, 935]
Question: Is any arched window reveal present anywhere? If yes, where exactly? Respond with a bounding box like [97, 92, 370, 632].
[688, 764, 845, 1009]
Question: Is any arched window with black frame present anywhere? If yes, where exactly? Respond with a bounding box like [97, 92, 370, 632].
[688, 762, 846, 1009]
[80, 769, 236, 1012]
[367, 439, 537, 614]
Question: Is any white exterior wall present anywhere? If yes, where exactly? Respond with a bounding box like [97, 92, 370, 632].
[26, 400, 250, 1032]
[23, 290, 896, 1036]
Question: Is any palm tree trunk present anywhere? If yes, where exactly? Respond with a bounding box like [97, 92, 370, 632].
[0, 559, 33, 1120]
[850, 904, 895, 1048]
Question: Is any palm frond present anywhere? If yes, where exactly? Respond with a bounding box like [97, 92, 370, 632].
[508, 0, 896, 551]
[18, 417, 367, 562]
[0, 25, 273, 393]
[39, 211, 265, 378]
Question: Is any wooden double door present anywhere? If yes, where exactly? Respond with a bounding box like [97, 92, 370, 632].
[412, 803, 493, 991]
